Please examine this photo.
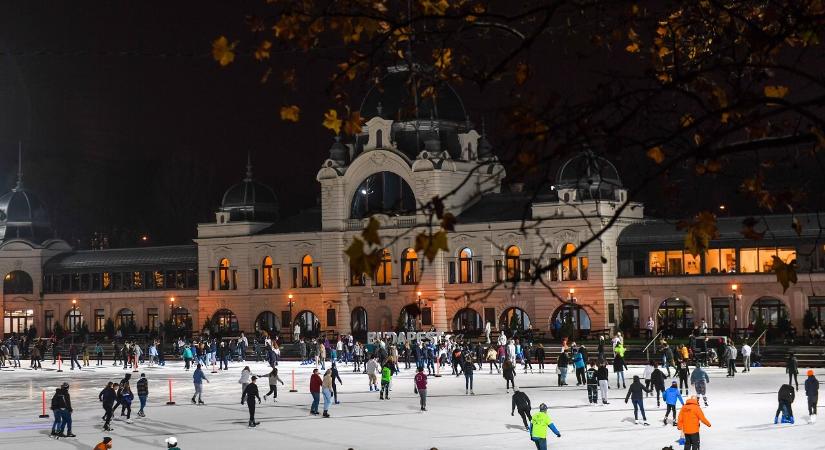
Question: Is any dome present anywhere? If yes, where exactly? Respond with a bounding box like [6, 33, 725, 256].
[556, 150, 623, 198]
[0, 185, 53, 243]
[219, 156, 278, 222]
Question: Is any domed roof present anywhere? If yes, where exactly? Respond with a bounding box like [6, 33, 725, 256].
[360, 64, 468, 123]
[219, 155, 278, 222]
[0, 183, 53, 243]
[556, 150, 622, 192]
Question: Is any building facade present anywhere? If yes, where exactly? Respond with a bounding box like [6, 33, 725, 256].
[2, 66, 824, 340]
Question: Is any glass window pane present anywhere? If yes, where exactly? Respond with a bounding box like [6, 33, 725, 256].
[683, 253, 701, 275]
[666, 250, 683, 275]
[706, 249, 720, 274]
[649, 251, 665, 275]
[758, 248, 778, 272]
[739, 248, 758, 273]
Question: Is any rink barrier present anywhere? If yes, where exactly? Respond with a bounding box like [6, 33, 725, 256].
[289, 369, 297, 392]
[56, 355, 63, 373]
[38, 390, 49, 418]
[166, 379, 176, 405]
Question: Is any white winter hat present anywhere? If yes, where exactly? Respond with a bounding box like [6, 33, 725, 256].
[165, 436, 178, 445]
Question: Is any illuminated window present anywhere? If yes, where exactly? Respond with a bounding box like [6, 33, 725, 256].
[505, 246, 521, 282]
[649, 251, 666, 275]
[580, 256, 589, 280]
[219, 258, 231, 290]
[375, 249, 392, 286]
[301, 255, 313, 288]
[153, 271, 164, 289]
[706, 248, 736, 274]
[132, 272, 143, 289]
[561, 243, 578, 280]
[262, 256, 274, 289]
[401, 248, 418, 285]
[94, 309, 105, 332]
[147, 308, 158, 331]
[459, 248, 473, 283]
[683, 252, 701, 275]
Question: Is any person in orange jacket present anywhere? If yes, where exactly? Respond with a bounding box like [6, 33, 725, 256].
[677, 396, 711, 450]
[93, 436, 113, 449]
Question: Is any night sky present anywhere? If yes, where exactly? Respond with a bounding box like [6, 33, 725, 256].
[0, 2, 820, 248]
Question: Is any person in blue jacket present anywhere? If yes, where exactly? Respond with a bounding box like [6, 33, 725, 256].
[529, 403, 561, 450]
[663, 380, 684, 426]
[572, 349, 586, 386]
[192, 364, 209, 405]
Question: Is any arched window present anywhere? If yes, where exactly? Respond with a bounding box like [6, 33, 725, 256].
[459, 248, 473, 283]
[218, 258, 231, 290]
[213, 309, 239, 332]
[351, 307, 368, 339]
[500, 307, 531, 332]
[376, 129, 383, 148]
[552, 304, 592, 333]
[116, 308, 135, 329]
[452, 308, 482, 332]
[3, 271, 33, 294]
[657, 298, 694, 335]
[255, 311, 280, 334]
[505, 246, 521, 282]
[401, 248, 418, 285]
[65, 309, 84, 333]
[375, 248, 392, 286]
[262, 256, 274, 289]
[350, 171, 416, 219]
[561, 243, 578, 281]
[171, 307, 191, 328]
[296, 310, 319, 337]
[750, 297, 788, 326]
[301, 255, 313, 288]
[399, 304, 421, 331]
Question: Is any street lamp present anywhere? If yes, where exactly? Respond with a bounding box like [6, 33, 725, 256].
[71, 299, 78, 344]
[567, 288, 577, 303]
[731, 284, 742, 338]
[287, 294, 296, 341]
[417, 291, 424, 331]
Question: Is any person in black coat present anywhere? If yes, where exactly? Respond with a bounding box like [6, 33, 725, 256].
[511, 388, 532, 429]
[786, 352, 799, 390]
[624, 375, 652, 424]
[805, 370, 819, 422]
[650, 361, 667, 407]
[535, 345, 546, 373]
[99, 382, 118, 431]
[241, 376, 261, 427]
[331, 363, 344, 404]
[775, 384, 796, 424]
[557, 351, 569, 386]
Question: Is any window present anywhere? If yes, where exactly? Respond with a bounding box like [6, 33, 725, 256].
[351, 267, 366, 286]
[4, 309, 34, 334]
[301, 255, 313, 288]
[458, 248, 473, 283]
[315, 266, 322, 287]
[561, 243, 578, 281]
[683, 253, 701, 275]
[448, 261, 456, 284]
[275, 267, 281, 288]
[475, 260, 483, 283]
[232, 270, 238, 290]
[153, 271, 164, 289]
[809, 297, 825, 326]
[252, 268, 259, 289]
[608, 303, 616, 324]
[401, 248, 418, 284]
[494, 260, 503, 282]
[210, 271, 216, 290]
[421, 307, 433, 326]
[520, 259, 531, 280]
[92, 273, 102, 290]
[705, 248, 737, 274]
[711, 298, 730, 331]
[116, 309, 136, 330]
[213, 309, 239, 332]
[648, 250, 701, 275]
[219, 258, 231, 290]
[376, 129, 383, 148]
[292, 267, 298, 288]
[484, 307, 496, 328]
[94, 309, 105, 333]
[44, 310, 54, 333]
[326, 308, 337, 327]
[550, 258, 560, 281]
[350, 171, 416, 219]
[132, 272, 143, 289]
[581, 256, 590, 280]
[262, 256, 274, 289]
[147, 308, 158, 331]
[505, 246, 521, 282]
[65, 309, 83, 333]
[375, 249, 392, 286]
[740, 247, 797, 273]
[3, 270, 33, 294]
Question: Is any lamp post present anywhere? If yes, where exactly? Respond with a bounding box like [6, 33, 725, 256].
[417, 291, 424, 331]
[731, 284, 742, 338]
[71, 299, 78, 345]
[287, 294, 295, 341]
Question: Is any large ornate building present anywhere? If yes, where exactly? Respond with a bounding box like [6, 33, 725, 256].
[3, 66, 825, 340]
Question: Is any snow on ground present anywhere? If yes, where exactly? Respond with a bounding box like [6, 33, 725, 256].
[0, 359, 820, 449]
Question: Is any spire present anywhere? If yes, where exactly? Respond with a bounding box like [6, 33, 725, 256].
[477, 118, 493, 159]
[244, 151, 253, 182]
[14, 141, 23, 191]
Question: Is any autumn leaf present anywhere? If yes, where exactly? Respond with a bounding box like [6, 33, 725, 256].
[280, 105, 300, 122]
[345, 237, 382, 279]
[625, 42, 640, 53]
[212, 36, 237, 67]
[646, 146, 665, 164]
[421, 0, 449, 15]
[772, 256, 798, 293]
[433, 48, 452, 71]
[415, 230, 449, 262]
[343, 111, 363, 136]
[678, 211, 719, 257]
[764, 85, 789, 99]
[254, 40, 272, 61]
[440, 212, 456, 231]
[740, 216, 765, 240]
[515, 63, 530, 86]
[362, 216, 381, 246]
[322, 109, 342, 135]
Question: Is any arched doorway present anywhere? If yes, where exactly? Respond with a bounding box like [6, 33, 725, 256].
[399, 304, 421, 332]
[452, 308, 482, 334]
[255, 311, 280, 335]
[750, 297, 789, 326]
[351, 307, 368, 340]
[213, 309, 239, 333]
[657, 298, 694, 336]
[171, 307, 191, 328]
[500, 307, 531, 334]
[551, 304, 592, 335]
[3, 271, 33, 294]
[295, 310, 319, 338]
[116, 308, 136, 332]
[65, 309, 84, 333]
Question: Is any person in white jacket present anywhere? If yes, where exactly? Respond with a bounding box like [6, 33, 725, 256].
[497, 331, 508, 347]
[643, 361, 655, 396]
[741, 343, 752, 372]
[365, 356, 380, 391]
[507, 340, 517, 364]
[485, 321, 492, 344]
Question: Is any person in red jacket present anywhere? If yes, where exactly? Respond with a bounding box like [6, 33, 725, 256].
[414, 367, 428, 411]
[309, 368, 322, 415]
[677, 396, 711, 450]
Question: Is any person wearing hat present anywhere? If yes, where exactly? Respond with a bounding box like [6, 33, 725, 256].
[663, 381, 685, 426]
[93, 436, 112, 450]
[529, 403, 561, 450]
[241, 375, 261, 427]
[51, 382, 74, 438]
[805, 369, 819, 423]
[165, 436, 181, 449]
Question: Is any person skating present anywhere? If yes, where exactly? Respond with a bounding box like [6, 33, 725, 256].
[366, 355, 380, 391]
[309, 368, 322, 415]
[663, 381, 684, 426]
[787, 352, 799, 390]
[724, 341, 737, 378]
[529, 403, 561, 450]
[239, 366, 254, 397]
[165, 436, 181, 449]
[322, 369, 334, 417]
[536, 344, 546, 373]
[677, 396, 711, 450]
[93, 437, 113, 450]
[690, 365, 710, 407]
[463, 353, 475, 395]
[624, 375, 652, 425]
[676, 360, 691, 395]
[331, 363, 343, 404]
[192, 364, 209, 405]
[263, 367, 285, 402]
[99, 382, 118, 431]
[414, 367, 428, 411]
[380, 363, 392, 400]
[596, 361, 610, 405]
[572, 348, 585, 385]
[50, 388, 63, 437]
[643, 360, 654, 396]
[50, 383, 74, 437]
[511, 388, 532, 429]
[120, 381, 134, 423]
[651, 361, 667, 407]
[241, 375, 261, 427]
[805, 370, 818, 423]
[613, 345, 628, 389]
[115, 373, 131, 416]
[775, 383, 796, 424]
[556, 350, 569, 386]
[136, 373, 148, 417]
[503, 358, 517, 393]
[585, 361, 599, 405]
[741, 342, 752, 372]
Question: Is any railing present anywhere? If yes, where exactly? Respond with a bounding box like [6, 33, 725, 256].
[642, 330, 664, 362]
[750, 329, 768, 356]
[344, 215, 419, 231]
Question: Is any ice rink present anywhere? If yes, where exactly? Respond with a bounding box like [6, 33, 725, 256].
[0, 359, 820, 449]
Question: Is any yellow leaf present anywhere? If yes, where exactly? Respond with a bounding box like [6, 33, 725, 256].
[433, 48, 452, 70]
[679, 211, 719, 257]
[764, 85, 789, 99]
[625, 42, 640, 53]
[361, 216, 381, 246]
[421, 0, 449, 15]
[772, 256, 797, 293]
[515, 62, 529, 86]
[658, 46, 671, 57]
[344, 111, 363, 136]
[254, 40, 272, 61]
[279, 105, 300, 123]
[322, 109, 342, 135]
[211, 36, 237, 67]
[646, 146, 665, 164]
[680, 114, 694, 128]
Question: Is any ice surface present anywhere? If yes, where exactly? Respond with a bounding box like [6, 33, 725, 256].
[0, 360, 820, 449]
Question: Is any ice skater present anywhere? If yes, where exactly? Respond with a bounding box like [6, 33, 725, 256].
[676, 359, 690, 395]
[805, 370, 818, 423]
[529, 403, 561, 450]
[613, 345, 628, 389]
[625, 375, 652, 425]
[677, 396, 711, 450]
[241, 375, 261, 427]
[503, 358, 517, 393]
[511, 388, 532, 429]
[136, 373, 148, 417]
[263, 367, 285, 402]
[690, 365, 710, 407]
[787, 352, 799, 390]
[99, 382, 117, 431]
[366, 355, 380, 391]
[380, 363, 392, 400]
[597, 361, 610, 405]
[322, 369, 334, 417]
[331, 363, 343, 404]
[663, 381, 684, 426]
[309, 368, 322, 415]
[775, 383, 796, 424]
[651, 361, 666, 407]
[192, 364, 209, 405]
[414, 367, 428, 411]
[585, 361, 599, 405]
